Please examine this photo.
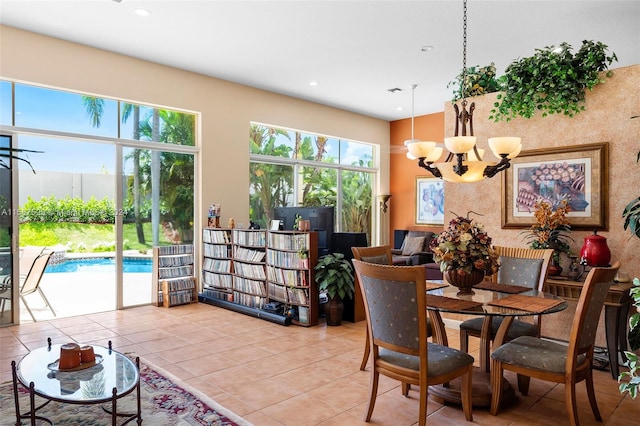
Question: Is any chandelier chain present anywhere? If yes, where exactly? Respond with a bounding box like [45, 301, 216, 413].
[462, 0, 468, 104]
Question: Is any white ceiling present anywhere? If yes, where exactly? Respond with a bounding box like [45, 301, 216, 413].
[1, 0, 638, 121]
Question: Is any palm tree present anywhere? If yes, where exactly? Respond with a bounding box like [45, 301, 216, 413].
[0, 147, 41, 172]
[121, 103, 146, 244]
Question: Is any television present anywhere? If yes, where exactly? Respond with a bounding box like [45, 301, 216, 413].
[272, 206, 335, 256]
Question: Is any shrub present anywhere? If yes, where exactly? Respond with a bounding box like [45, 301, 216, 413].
[20, 195, 115, 224]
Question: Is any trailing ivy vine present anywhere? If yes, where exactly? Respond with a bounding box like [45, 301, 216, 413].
[489, 40, 617, 122]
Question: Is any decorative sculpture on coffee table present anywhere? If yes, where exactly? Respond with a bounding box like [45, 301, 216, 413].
[431, 212, 499, 295]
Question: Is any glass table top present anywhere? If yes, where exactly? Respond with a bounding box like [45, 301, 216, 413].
[17, 343, 139, 403]
[426, 280, 568, 316]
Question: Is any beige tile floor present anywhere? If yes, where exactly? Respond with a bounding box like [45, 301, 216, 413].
[1, 302, 639, 426]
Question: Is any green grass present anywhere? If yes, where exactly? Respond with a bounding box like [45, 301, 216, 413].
[19, 222, 172, 252]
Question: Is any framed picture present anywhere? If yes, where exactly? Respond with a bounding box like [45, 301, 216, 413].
[502, 142, 608, 230]
[416, 177, 445, 226]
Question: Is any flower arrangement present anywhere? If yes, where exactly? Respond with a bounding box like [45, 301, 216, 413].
[522, 199, 572, 263]
[430, 213, 500, 275]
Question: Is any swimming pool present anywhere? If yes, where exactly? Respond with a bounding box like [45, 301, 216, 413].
[46, 257, 152, 273]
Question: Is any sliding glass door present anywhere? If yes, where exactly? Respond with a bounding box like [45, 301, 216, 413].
[0, 135, 15, 325]
[19, 135, 117, 317]
[122, 147, 194, 307]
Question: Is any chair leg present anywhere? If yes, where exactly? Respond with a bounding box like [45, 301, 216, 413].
[38, 288, 56, 316]
[419, 381, 428, 426]
[402, 382, 410, 396]
[490, 359, 503, 416]
[360, 329, 370, 371]
[461, 366, 473, 422]
[565, 381, 580, 426]
[459, 329, 469, 353]
[586, 370, 602, 421]
[517, 374, 531, 395]
[20, 295, 37, 322]
[365, 370, 379, 422]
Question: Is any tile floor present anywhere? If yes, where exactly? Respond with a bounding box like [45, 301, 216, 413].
[1, 303, 639, 425]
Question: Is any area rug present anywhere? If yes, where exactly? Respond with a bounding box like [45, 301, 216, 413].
[0, 357, 252, 426]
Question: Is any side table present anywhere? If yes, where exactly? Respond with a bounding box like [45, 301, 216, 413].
[12, 338, 142, 425]
[545, 276, 633, 378]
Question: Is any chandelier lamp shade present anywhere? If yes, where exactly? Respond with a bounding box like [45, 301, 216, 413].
[405, 0, 522, 183]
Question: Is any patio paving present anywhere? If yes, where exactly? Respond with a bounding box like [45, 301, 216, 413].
[13, 270, 152, 323]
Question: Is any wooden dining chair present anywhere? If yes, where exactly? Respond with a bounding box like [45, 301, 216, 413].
[459, 246, 554, 369]
[353, 260, 474, 425]
[351, 245, 393, 370]
[490, 262, 620, 425]
[352, 245, 434, 371]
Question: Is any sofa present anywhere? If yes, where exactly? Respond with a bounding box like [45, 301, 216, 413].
[391, 230, 443, 280]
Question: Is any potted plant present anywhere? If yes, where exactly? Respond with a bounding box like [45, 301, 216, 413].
[490, 40, 617, 122]
[448, 62, 502, 102]
[298, 247, 309, 269]
[314, 253, 355, 326]
[619, 277, 640, 399]
[619, 148, 640, 399]
[430, 212, 500, 295]
[521, 199, 573, 274]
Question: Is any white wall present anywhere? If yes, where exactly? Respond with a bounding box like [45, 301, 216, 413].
[0, 25, 390, 233]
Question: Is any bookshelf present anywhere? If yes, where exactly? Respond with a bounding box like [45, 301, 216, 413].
[152, 244, 196, 307]
[201, 228, 234, 301]
[162, 277, 198, 308]
[199, 230, 318, 326]
[232, 229, 268, 309]
[267, 230, 318, 326]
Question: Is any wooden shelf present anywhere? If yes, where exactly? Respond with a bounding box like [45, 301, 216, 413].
[152, 244, 195, 307]
[200, 229, 318, 326]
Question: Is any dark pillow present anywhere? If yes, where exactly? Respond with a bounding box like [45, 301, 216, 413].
[497, 257, 544, 288]
[360, 254, 390, 265]
[401, 236, 426, 256]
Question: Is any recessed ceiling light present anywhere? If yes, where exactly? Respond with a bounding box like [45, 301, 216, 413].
[421, 45, 434, 52]
[135, 9, 151, 17]
[397, 107, 404, 111]
[309, 81, 318, 86]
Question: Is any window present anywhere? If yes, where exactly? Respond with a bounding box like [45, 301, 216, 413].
[249, 123, 375, 242]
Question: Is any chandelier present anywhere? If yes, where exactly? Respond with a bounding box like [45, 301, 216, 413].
[405, 0, 521, 183]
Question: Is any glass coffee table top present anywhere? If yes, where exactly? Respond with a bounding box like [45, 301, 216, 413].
[16, 343, 139, 403]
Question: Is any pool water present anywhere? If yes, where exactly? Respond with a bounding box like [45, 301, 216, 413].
[46, 257, 152, 273]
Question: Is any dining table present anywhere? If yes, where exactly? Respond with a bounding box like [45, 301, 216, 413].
[425, 279, 568, 408]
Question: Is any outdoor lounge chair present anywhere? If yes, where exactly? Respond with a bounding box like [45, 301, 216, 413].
[0, 251, 55, 321]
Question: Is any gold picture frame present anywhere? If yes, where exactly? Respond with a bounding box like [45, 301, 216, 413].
[502, 142, 608, 230]
[416, 177, 445, 226]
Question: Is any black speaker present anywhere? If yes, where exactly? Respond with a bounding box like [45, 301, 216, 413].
[330, 232, 368, 261]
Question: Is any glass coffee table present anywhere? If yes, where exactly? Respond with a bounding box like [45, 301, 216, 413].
[11, 338, 141, 425]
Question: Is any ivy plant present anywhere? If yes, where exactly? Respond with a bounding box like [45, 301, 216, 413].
[623, 150, 640, 239]
[490, 40, 617, 122]
[448, 62, 502, 102]
[619, 277, 640, 399]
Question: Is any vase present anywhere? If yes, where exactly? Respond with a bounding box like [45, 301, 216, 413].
[580, 230, 611, 267]
[325, 296, 344, 326]
[444, 269, 485, 295]
[548, 263, 562, 276]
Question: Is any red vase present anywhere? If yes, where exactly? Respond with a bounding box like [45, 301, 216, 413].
[579, 230, 611, 267]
